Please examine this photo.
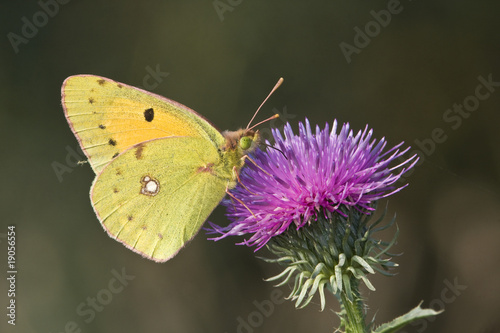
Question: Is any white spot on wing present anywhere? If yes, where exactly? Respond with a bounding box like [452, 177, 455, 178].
[146, 180, 158, 192]
[140, 175, 160, 196]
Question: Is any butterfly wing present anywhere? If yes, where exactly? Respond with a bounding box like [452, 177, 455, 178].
[91, 136, 228, 262]
[62, 75, 222, 173]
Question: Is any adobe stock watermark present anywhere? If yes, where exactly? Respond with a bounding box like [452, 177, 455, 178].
[257, 105, 296, 143]
[339, 0, 405, 64]
[140, 64, 169, 91]
[52, 145, 86, 183]
[397, 73, 499, 181]
[8, 0, 73, 54]
[213, 0, 244, 22]
[53, 64, 169, 183]
[6, 226, 17, 326]
[228, 289, 285, 333]
[50, 267, 135, 333]
[400, 277, 467, 333]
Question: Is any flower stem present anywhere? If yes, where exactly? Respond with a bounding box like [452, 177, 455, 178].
[337, 280, 367, 333]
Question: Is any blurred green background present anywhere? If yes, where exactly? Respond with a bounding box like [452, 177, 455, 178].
[2, 1, 500, 332]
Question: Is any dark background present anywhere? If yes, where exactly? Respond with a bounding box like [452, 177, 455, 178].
[2, 1, 500, 332]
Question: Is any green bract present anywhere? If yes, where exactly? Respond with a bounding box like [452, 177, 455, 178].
[263, 204, 398, 311]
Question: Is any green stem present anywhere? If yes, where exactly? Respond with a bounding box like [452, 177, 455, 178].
[338, 281, 367, 333]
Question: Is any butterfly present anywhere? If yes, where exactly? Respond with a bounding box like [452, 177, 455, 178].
[61, 75, 282, 262]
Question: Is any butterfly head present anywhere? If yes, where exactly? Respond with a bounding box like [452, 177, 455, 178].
[222, 129, 259, 155]
[220, 78, 283, 158]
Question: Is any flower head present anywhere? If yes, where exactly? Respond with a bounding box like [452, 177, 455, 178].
[209, 119, 417, 250]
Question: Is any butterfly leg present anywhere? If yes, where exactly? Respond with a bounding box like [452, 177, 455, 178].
[240, 155, 271, 176]
[224, 182, 256, 218]
[231, 165, 257, 195]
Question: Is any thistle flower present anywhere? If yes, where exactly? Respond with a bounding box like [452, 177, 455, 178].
[210, 119, 417, 250]
[209, 119, 441, 332]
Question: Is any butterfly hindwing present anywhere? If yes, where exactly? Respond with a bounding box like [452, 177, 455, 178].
[91, 136, 228, 262]
[62, 75, 222, 173]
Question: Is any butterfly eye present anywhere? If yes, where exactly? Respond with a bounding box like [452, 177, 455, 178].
[239, 136, 253, 150]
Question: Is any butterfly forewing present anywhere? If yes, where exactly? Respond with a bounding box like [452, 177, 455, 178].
[62, 75, 223, 173]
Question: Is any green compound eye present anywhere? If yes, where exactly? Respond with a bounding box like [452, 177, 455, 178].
[239, 136, 253, 150]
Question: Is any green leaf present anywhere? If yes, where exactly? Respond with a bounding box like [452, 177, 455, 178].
[372, 302, 443, 333]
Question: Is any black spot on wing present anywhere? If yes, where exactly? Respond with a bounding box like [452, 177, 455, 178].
[89, 97, 95, 104]
[109, 139, 117, 146]
[117, 84, 123, 88]
[97, 79, 106, 85]
[112, 152, 119, 158]
[99, 124, 106, 129]
[144, 108, 154, 122]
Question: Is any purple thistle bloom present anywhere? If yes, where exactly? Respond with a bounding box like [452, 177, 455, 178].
[209, 119, 418, 250]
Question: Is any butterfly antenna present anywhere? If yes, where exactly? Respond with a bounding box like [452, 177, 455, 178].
[246, 77, 284, 130]
[248, 114, 279, 131]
